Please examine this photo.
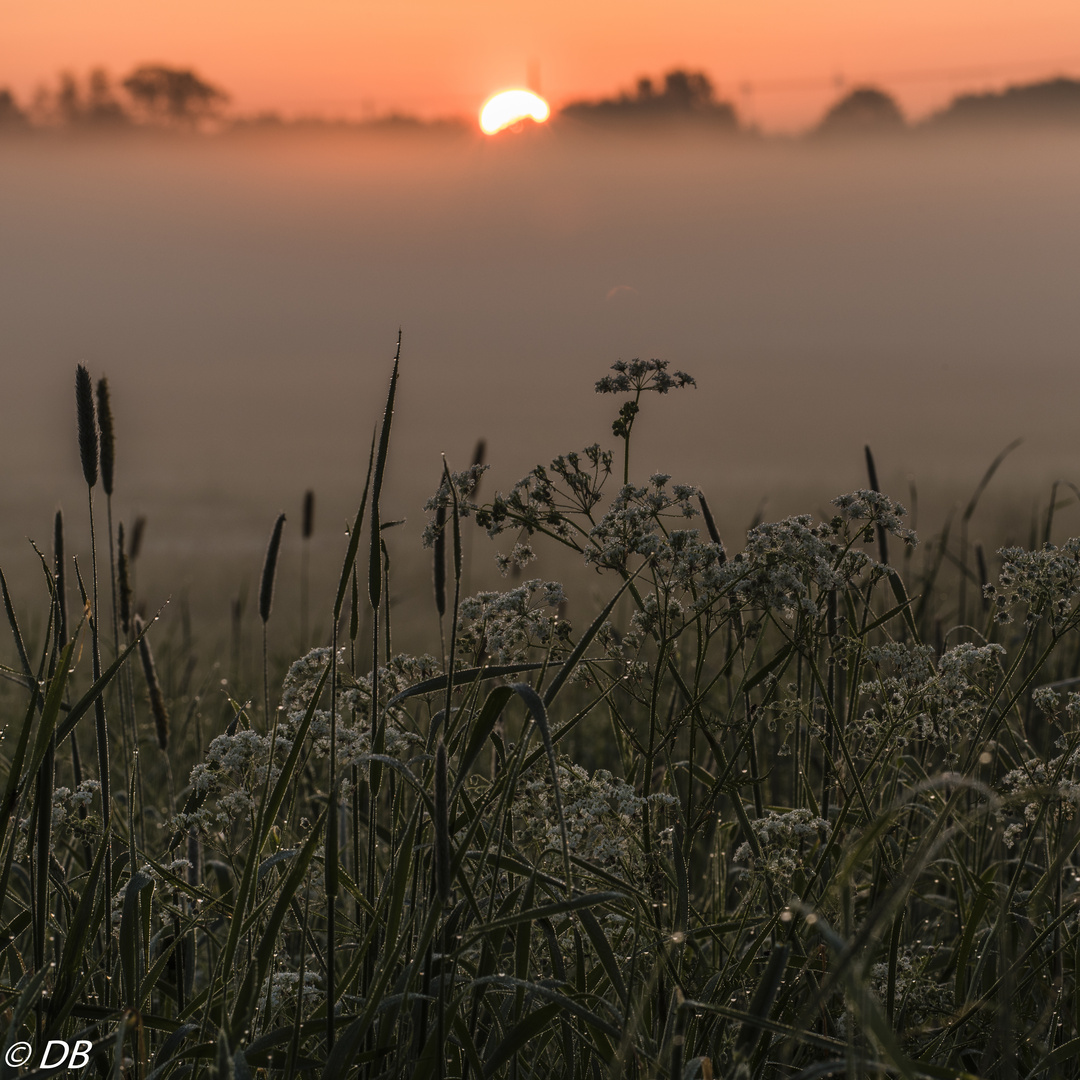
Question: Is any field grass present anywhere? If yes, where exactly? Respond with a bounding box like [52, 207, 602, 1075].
[3, 349, 1080, 1080]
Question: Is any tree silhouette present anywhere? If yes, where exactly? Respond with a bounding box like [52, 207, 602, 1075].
[561, 68, 739, 130]
[0, 89, 27, 129]
[816, 86, 905, 137]
[122, 65, 228, 126]
[927, 77, 1080, 129]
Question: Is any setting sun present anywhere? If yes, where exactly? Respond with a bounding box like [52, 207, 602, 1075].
[479, 89, 550, 134]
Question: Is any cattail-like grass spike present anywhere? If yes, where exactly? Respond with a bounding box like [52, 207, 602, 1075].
[96, 378, 115, 497]
[259, 513, 286, 625]
[117, 523, 132, 635]
[697, 493, 725, 563]
[301, 491, 314, 649]
[976, 542, 989, 612]
[134, 615, 169, 750]
[129, 516, 146, 561]
[470, 438, 486, 491]
[259, 512, 286, 734]
[302, 490, 314, 539]
[75, 364, 98, 489]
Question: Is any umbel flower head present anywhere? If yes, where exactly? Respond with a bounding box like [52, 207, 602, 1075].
[595, 359, 696, 395]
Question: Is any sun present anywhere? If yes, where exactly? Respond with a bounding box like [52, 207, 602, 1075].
[479, 89, 550, 135]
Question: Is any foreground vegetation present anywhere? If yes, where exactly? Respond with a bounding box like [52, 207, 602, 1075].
[3, 349, 1080, 1079]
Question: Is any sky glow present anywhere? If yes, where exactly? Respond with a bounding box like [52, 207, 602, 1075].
[5, 1, 1080, 131]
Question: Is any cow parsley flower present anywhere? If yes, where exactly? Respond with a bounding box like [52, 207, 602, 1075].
[733, 808, 831, 890]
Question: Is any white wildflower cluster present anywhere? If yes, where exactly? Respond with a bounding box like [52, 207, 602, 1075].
[421, 463, 490, 547]
[732, 808, 830, 890]
[495, 542, 537, 576]
[998, 737, 1080, 843]
[49, 779, 102, 842]
[863, 946, 953, 1031]
[261, 969, 322, 1014]
[112, 860, 189, 920]
[282, 647, 436, 751]
[762, 697, 812, 755]
[727, 514, 880, 622]
[473, 445, 613, 541]
[458, 580, 570, 664]
[855, 642, 1005, 759]
[594, 358, 696, 395]
[629, 591, 685, 639]
[175, 649, 437, 836]
[986, 536, 1080, 628]
[567, 620, 649, 688]
[1031, 685, 1061, 717]
[181, 728, 275, 832]
[832, 490, 917, 547]
[652, 528, 727, 602]
[513, 756, 676, 880]
[585, 477, 698, 571]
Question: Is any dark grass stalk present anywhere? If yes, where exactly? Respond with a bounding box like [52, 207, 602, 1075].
[53, 510, 68, 646]
[133, 615, 169, 752]
[128, 514, 145, 619]
[958, 438, 1022, 632]
[461, 438, 485, 597]
[32, 617, 57, 979]
[97, 378, 119, 648]
[326, 608, 340, 1051]
[697, 493, 725, 562]
[55, 511, 88, 809]
[332, 432, 376, 936]
[367, 339, 401, 885]
[117, 523, 132, 635]
[301, 489, 314, 650]
[433, 455, 463, 1069]
[360, 342, 400, 1061]
[259, 512, 286, 730]
[96, 378, 143, 857]
[433, 499, 447, 657]
[76, 364, 113, 979]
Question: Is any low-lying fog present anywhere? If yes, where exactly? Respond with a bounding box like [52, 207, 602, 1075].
[3, 127, 1080, 636]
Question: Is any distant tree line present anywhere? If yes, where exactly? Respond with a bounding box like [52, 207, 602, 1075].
[0, 65, 228, 130]
[5, 63, 1080, 138]
[560, 69, 738, 130]
[560, 67, 1080, 139]
[814, 76, 1080, 138]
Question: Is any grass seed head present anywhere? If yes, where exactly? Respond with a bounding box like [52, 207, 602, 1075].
[75, 363, 98, 489]
[259, 512, 287, 624]
[96, 377, 115, 496]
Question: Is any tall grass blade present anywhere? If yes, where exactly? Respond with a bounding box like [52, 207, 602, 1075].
[369, 336, 401, 612]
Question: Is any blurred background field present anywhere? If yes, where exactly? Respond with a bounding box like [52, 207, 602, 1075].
[4, 127, 1080, 663]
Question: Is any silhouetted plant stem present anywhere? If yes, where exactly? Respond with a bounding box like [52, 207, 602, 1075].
[76, 364, 113, 986]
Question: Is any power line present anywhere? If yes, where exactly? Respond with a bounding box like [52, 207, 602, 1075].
[736, 54, 1080, 96]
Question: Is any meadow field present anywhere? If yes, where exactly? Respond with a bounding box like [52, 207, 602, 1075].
[5, 129, 1080, 1078]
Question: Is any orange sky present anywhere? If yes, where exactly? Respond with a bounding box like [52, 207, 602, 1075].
[5, 0, 1080, 131]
